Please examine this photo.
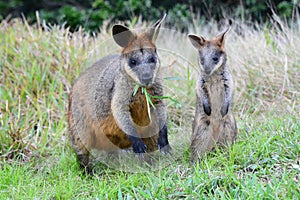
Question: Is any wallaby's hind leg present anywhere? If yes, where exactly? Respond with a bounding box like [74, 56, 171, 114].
[70, 129, 91, 170]
[218, 115, 238, 147]
[69, 105, 93, 171]
[76, 149, 90, 170]
[191, 119, 216, 162]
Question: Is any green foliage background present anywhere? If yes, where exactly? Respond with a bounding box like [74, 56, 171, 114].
[0, 0, 298, 32]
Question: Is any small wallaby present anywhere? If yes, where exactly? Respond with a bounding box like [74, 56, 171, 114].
[188, 22, 238, 162]
[68, 14, 170, 170]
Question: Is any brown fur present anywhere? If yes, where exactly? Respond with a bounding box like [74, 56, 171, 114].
[92, 88, 159, 151]
[122, 33, 156, 55]
[130, 88, 151, 126]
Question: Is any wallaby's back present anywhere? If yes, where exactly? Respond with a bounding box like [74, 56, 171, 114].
[71, 54, 120, 120]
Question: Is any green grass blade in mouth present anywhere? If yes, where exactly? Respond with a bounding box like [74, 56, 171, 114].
[143, 88, 156, 109]
[149, 95, 181, 108]
[132, 83, 140, 96]
[133, 84, 182, 120]
[132, 83, 182, 118]
[142, 86, 154, 121]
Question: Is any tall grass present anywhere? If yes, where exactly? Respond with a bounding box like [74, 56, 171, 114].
[0, 14, 299, 198]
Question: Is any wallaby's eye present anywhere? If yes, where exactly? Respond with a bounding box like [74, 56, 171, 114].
[129, 58, 137, 67]
[212, 57, 219, 63]
[148, 56, 156, 63]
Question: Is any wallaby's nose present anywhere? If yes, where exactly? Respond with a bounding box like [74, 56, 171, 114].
[204, 69, 211, 75]
[142, 73, 152, 85]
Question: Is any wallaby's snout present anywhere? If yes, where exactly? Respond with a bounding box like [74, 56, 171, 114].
[140, 56, 157, 86]
[141, 70, 153, 86]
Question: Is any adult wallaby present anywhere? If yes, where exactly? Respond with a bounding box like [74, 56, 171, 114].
[68, 14, 170, 170]
[188, 21, 238, 162]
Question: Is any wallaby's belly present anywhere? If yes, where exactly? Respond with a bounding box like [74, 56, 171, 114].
[202, 81, 227, 138]
[95, 114, 131, 150]
[208, 81, 225, 117]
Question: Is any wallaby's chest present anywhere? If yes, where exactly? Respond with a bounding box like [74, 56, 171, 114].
[129, 88, 156, 126]
[207, 79, 225, 99]
[202, 76, 225, 113]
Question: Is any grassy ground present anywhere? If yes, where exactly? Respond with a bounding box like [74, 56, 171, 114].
[0, 15, 299, 199]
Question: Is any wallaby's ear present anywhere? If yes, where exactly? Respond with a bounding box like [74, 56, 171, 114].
[112, 25, 135, 48]
[148, 13, 167, 42]
[188, 34, 206, 49]
[215, 19, 232, 48]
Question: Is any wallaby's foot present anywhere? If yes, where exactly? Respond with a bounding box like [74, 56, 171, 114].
[190, 153, 198, 164]
[158, 124, 171, 154]
[78, 161, 92, 174]
[77, 153, 90, 172]
[79, 164, 92, 174]
[134, 152, 145, 161]
[190, 148, 202, 163]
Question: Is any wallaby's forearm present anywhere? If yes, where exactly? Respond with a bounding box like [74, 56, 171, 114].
[154, 101, 170, 150]
[151, 81, 170, 150]
[199, 78, 211, 116]
[111, 88, 147, 153]
[111, 104, 138, 137]
[154, 102, 167, 130]
[151, 82, 167, 130]
[221, 69, 232, 117]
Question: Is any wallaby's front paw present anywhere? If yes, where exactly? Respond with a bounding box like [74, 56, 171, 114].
[203, 104, 211, 116]
[221, 104, 229, 117]
[158, 124, 170, 154]
[132, 139, 147, 154]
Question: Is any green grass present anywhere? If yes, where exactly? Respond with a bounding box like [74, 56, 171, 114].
[0, 116, 299, 199]
[0, 16, 299, 199]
